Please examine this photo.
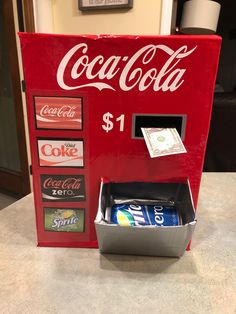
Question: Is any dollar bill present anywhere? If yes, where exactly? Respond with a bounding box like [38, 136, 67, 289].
[141, 128, 187, 158]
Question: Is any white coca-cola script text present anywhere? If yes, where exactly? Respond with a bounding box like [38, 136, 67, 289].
[57, 43, 197, 92]
[40, 105, 77, 118]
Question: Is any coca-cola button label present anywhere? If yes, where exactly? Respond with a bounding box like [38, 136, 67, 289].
[37, 139, 84, 167]
[41, 174, 85, 202]
[34, 96, 82, 130]
[44, 207, 85, 232]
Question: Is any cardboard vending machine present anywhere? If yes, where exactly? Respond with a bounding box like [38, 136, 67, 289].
[19, 33, 221, 252]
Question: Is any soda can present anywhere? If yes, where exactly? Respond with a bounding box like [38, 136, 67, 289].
[110, 204, 181, 227]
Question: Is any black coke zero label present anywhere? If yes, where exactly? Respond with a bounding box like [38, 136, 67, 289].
[41, 174, 86, 202]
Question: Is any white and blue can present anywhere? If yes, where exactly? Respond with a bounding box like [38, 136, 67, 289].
[110, 204, 181, 227]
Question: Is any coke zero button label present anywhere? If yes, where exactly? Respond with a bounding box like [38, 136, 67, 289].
[41, 174, 86, 202]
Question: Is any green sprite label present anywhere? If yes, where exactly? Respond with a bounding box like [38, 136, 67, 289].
[44, 207, 85, 232]
[116, 210, 136, 226]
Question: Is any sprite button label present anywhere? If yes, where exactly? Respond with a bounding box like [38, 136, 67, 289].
[44, 207, 85, 232]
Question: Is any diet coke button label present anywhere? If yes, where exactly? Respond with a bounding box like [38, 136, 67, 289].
[37, 139, 84, 167]
[34, 96, 82, 130]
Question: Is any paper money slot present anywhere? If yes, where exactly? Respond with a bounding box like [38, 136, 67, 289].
[132, 114, 186, 139]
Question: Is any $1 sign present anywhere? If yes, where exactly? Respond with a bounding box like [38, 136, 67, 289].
[102, 112, 125, 133]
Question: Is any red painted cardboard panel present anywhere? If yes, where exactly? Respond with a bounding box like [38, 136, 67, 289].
[19, 33, 221, 247]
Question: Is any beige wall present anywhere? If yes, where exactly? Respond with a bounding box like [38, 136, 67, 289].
[51, 0, 162, 35]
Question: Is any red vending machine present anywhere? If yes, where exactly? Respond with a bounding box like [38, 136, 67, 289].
[19, 33, 221, 249]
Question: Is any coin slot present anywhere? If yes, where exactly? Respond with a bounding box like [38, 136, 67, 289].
[132, 114, 186, 139]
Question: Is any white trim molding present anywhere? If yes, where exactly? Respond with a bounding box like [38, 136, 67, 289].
[33, 0, 54, 33]
[160, 0, 174, 35]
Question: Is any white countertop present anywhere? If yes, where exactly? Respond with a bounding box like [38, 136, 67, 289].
[0, 173, 236, 314]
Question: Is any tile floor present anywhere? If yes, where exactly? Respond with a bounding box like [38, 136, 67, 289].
[0, 192, 18, 210]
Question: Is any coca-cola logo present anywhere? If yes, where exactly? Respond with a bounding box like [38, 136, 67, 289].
[43, 177, 82, 190]
[35, 97, 82, 130]
[38, 139, 84, 167]
[40, 105, 77, 118]
[41, 175, 86, 202]
[57, 43, 197, 92]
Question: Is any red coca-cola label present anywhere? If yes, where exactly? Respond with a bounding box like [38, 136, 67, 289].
[38, 139, 84, 167]
[41, 174, 85, 202]
[35, 96, 82, 129]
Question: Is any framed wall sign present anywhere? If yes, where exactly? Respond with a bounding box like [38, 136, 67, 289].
[79, 0, 133, 11]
